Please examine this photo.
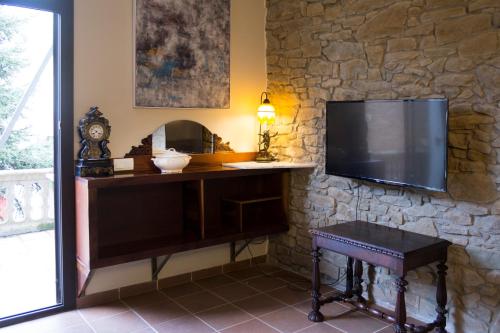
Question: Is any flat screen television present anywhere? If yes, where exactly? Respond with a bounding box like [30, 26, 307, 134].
[326, 99, 448, 192]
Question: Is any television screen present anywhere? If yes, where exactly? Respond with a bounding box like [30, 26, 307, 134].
[326, 99, 448, 192]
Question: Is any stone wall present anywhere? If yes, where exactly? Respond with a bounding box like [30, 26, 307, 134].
[265, 1, 500, 332]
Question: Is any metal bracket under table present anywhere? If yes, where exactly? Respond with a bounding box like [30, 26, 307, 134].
[229, 239, 253, 262]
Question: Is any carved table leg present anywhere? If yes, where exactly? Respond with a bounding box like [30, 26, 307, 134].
[394, 276, 408, 333]
[354, 259, 365, 302]
[346, 257, 354, 298]
[435, 261, 448, 333]
[308, 240, 324, 322]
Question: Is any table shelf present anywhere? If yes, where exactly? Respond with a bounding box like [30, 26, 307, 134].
[76, 166, 290, 296]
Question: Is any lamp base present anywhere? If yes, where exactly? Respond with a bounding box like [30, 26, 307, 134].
[256, 151, 276, 163]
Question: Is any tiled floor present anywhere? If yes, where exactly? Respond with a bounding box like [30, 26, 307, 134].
[1, 265, 402, 333]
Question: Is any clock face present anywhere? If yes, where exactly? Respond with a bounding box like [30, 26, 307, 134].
[88, 124, 105, 141]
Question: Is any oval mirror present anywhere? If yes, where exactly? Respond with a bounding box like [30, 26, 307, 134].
[152, 120, 232, 154]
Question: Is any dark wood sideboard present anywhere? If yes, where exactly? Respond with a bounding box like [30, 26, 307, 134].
[75, 165, 290, 296]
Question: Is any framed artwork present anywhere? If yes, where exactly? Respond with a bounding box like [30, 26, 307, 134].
[134, 0, 230, 108]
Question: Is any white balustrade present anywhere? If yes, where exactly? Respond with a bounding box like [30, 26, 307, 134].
[0, 169, 54, 237]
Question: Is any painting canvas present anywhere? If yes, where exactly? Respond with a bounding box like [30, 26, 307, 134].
[134, 0, 230, 108]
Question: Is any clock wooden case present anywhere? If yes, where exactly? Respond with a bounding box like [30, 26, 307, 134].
[76, 106, 114, 177]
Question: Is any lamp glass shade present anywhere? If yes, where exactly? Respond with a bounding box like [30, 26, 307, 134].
[257, 103, 276, 124]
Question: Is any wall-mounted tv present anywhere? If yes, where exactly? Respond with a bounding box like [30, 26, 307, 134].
[326, 99, 448, 192]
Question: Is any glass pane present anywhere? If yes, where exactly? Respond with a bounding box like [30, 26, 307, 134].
[0, 5, 57, 318]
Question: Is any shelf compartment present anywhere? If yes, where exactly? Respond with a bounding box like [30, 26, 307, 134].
[97, 231, 200, 262]
[222, 196, 286, 234]
[203, 173, 283, 237]
[96, 182, 192, 259]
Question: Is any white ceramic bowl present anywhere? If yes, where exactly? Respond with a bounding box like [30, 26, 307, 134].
[151, 148, 192, 174]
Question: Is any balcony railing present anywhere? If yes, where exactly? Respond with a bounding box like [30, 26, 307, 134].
[0, 168, 54, 237]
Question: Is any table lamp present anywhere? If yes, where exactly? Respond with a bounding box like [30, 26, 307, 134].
[256, 92, 278, 162]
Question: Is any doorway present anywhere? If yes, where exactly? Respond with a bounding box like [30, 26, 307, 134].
[0, 0, 74, 327]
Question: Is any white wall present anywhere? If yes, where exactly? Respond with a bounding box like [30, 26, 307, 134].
[74, 0, 268, 294]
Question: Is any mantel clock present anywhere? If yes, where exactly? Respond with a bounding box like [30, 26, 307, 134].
[75, 106, 114, 177]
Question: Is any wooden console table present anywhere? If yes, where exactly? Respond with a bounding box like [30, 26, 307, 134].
[76, 165, 294, 296]
[308, 221, 451, 333]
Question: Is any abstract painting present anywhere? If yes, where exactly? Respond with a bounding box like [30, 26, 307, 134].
[134, 0, 230, 108]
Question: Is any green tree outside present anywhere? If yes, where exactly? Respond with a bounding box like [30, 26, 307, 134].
[0, 10, 52, 170]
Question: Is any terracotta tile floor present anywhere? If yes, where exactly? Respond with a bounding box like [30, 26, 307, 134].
[1, 265, 408, 333]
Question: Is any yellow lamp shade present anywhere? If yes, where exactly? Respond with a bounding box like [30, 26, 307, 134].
[257, 93, 276, 124]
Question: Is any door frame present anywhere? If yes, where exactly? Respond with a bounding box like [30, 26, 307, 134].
[0, 0, 75, 327]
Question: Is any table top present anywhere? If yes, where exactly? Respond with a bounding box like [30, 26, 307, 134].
[222, 161, 316, 169]
[311, 221, 451, 258]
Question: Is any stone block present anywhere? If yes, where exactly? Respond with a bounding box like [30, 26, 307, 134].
[458, 32, 498, 59]
[309, 193, 335, 210]
[335, 202, 356, 221]
[473, 129, 491, 142]
[458, 160, 486, 173]
[421, 7, 466, 23]
[435, 14, 491, 45]
[308, 59, 333, 76]
[379, 195, 412, 207]
[339, 16, 365, 28]
[344, 0, 399, 15]
[302, 42, 322, 58]
[468, 247, 500, 269]
[267, 1, 301, 21]
[323, 41, 364, 61]
[387, 37, 417, 52]
[485, 270, 500, 284]
[448, 245, 470, 265]
[356, 2, 411, 40]
[473, 104, 498, 117]
[427, 57, 446, 74]
[366, 45, 385, 67]
[324, 6, 342, 21]
[463, 267, 485, 287]
[405, 203, 438, 217]
[339, 59, 368, 80]
[469, 140, 492, 155]
[434, 73, 474, 87]
[431, 197, 456, 207]
[445, 57, 474, 72]
[462, 292, 481, 308]
[439, 224, 469, 235]
[495, 12, 500, 28]
[352, 80, 392, 92]
[332, 87, 365, 101]
[385, 51, 420, 63]
[393, 84, 432, 97]
[469, 0, 500, 12]
[441, 234, 468, 246]
[400, 219, 438, 237]
[297, 107, 321, 122]
[426, 0, 466, 8]
[448, 173, 497, 203]
[389, 212, 404, 225]
[306, 3, 324, 17]
[327, 187, 353, 204]
[443, 210, 472, 225]
[448, 133, 468, 149]
[288, 58, 307, 68]
[475, 215, 500, 235]
[449, 114, 494, 130]
[404, 23, 435, 36]
[492, 200, 500, 215]
[476, 65, 500, 102]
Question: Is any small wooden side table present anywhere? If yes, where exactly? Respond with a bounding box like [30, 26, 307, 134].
[308, 221, 451, 333]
